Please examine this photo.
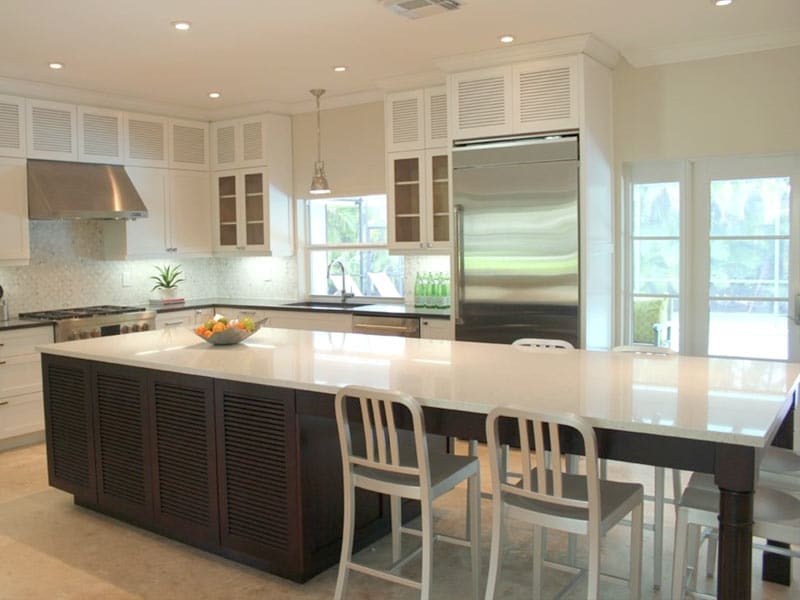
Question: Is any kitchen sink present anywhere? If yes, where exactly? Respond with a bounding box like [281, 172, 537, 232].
[283, 301, 374, 311]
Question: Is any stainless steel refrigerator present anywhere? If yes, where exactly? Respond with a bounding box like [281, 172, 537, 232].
[452, 135, 580, 346]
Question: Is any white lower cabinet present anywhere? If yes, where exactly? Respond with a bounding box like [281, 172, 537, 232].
[155, 308, 214, 330]
[259, 310, 353, 333]
[0, 326, 54, 447]
[420, 318, 452, 340]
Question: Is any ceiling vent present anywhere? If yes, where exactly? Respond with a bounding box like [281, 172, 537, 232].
[380, 0, 462, 20]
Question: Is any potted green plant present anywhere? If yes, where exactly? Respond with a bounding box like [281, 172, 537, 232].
[150, 264, 185, 300]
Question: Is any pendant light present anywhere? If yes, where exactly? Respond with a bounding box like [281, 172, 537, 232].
[309, 88, 331, 195]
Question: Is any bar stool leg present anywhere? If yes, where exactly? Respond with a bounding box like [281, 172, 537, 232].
[630, 503, 644, 599]
[390, 494, 402, 562]
[654, 466, 665, 590]
[469, 471, 481, 600]
[420, 498, 434, 600]
[566, 454, 579, 565]
[485, 499, 505, 600]
[532, 525, 544, 598]
[670, 507, 689, 600]
[466, 439, 479, 539]
[587, 523, 601, 599]
[334, 484, 356, 600]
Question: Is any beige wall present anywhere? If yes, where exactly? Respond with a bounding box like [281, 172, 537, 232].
[292, 101, 386, 199]
[614, 45, 800, 163]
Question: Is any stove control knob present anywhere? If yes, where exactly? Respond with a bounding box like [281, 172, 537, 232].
[79, 331, 90, 339]
[121, 325, 130, 334]
[90, 329, 100, 338]
[131, 324, 140, 332]
[140, 323, 150, 331]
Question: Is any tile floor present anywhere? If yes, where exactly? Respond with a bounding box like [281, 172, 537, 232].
[0, 443, 797, 599]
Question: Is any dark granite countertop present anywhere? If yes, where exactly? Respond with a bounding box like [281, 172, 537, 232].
[152, 298, 450, 319]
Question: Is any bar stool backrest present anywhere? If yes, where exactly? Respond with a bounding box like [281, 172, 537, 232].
[512, 338, 575, 349]
[334, 385, 431, 489]
[487, 406, 600, 521]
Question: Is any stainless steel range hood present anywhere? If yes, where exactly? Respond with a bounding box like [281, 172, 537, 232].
[27, 159, 148, 220]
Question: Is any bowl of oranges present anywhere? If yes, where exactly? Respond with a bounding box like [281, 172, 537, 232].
[195, 315, 257, 345]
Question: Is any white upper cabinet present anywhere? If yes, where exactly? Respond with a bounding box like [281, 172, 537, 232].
[211, 116, 267, 170]
[26, 99, 77, 160]
[449, 56, 581, 140]
[512, 56, 579, 134]
[124, 113, 169, 168]
[424, 86, 448, 149]
[385, 89, 425, 152]
[0, 157, 30, 265]
[0, 95, 26, 158]
[104, 167, 211, 259]
[169, 118, 209, 171]
[77, 105, 124, 164]
[449, 66, 512, 141]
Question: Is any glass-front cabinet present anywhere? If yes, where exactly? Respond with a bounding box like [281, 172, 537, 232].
[387, 150, 450, 252]
[213, 167, 270, 253]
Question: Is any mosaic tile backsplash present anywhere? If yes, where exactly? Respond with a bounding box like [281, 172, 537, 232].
[0, 222, 299, 316]
[0, 222, 447, 316]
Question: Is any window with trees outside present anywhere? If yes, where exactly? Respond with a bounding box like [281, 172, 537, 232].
[306, 195, 404, 299]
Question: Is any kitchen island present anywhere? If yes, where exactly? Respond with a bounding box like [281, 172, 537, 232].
[39, 327, 799, 597]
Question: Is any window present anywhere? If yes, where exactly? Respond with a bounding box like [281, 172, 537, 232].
[624, 163, 683, 351]
[305, 195, 404, 299]
[623, 156, 799, 360]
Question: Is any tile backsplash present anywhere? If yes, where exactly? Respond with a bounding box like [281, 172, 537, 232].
[0, 222, 298, 316]
[0, 222, 448, 317]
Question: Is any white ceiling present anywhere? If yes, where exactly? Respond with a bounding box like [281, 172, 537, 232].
[0, 0, 798, 114]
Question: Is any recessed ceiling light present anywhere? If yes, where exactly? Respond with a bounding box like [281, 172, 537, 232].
[499, 35, 515, 44]
[48, 62, 64, 70]
[712, 0, 733, 5]
[172, 20, 191, 31]
[333, 66, 347, 73]
[208, 92, 221, 99]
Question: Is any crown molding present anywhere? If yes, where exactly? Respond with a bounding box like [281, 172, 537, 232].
[0, 76, 213, 121]
[375, 70, 446, 92]
[201, 98, 294, 120]
[435, 33, 621, 72]
[623, 28, 800, 68]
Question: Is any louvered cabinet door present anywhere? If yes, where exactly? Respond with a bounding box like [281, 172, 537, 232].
[26, 99, 77, 160]
[77, 106, 124, 164]
[169, 119, 209, 171]
[424, 86, 448, 149]
[150, 373, 218, 546]
[124, 113, 169, 168]
[385, 89, 425, 152]
[212, 120, 237, 170]
[93, 364, 152, 525]
[0, 94, 26, 158]
[512, 57, 579, 134]
[449, 66, 512, 141]
[240, 117, 267, 168]
[215, 382, 299, 573]
[42, 355, 96, 501]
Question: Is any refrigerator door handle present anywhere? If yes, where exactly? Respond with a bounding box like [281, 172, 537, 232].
[453, 204, 465, 325]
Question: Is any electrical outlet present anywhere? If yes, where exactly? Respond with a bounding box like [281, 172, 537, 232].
[122, 271, 131, 287]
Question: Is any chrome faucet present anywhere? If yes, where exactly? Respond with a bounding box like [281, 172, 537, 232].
[326, 259, 354, 303]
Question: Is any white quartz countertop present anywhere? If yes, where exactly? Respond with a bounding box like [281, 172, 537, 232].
[38, 327, 800, 448]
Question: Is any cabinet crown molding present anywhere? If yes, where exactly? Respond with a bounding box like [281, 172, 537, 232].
[376, 71, 446, 93]
[435, 33, 620, 73]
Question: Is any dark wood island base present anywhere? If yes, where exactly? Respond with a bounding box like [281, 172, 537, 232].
[42, 354, 427, 582]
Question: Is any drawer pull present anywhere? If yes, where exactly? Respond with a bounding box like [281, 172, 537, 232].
[163, 320, 184, 326]
[0, 360, 6, 365]
[0, 401, 8, 406]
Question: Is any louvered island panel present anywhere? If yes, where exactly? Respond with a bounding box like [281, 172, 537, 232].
[94, 365, 152, 524]
[151, 373, 218, 546]
[43, 355, 96, 499]
[216, 381, 299, 573]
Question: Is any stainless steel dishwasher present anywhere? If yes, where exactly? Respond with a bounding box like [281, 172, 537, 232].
[351, 315, 420, 337]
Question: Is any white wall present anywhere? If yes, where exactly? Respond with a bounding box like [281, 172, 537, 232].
[292, 101, 386, 199]
[614, 45, 800, 163]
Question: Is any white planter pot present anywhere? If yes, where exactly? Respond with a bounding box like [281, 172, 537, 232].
[159, 287, 179, 300]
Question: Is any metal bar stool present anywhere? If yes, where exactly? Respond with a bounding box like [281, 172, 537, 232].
[334, 385, 482, 600]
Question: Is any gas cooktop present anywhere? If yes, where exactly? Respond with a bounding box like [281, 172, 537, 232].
[20, 305, 148, 320]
